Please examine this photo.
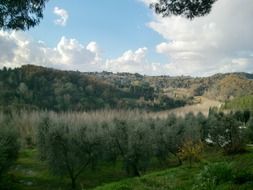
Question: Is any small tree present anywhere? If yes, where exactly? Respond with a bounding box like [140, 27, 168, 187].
[109, 119, 152, 176]
[153, 115, 183, 165]
[178, 139, 203, 167]
[247, 117, 253, 143]
[37, 119, 102, 189]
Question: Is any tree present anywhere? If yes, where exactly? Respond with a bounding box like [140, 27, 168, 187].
[178, 139, 203, 167]
[109, 119, 152, 176]
[206, 111, 246, 154]
[0, 0, 49, 30]
[151, 0, 217, 19]
[0, 119, 20, 181]
[37, 118, 103, 189]
[153, 115, 183, 165]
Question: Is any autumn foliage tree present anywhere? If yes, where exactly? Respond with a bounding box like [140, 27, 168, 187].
[178, 139, 204, 167]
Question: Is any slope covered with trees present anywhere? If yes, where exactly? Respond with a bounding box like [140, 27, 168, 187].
[0, 65, 186, 112]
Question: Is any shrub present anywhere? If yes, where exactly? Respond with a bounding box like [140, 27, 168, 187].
[232, 160, 253, 185]
[193, 162, 233, 190]
[233, 171, 253, 185]
[178, 139, 203, 167]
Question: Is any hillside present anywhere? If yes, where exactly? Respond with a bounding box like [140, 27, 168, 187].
[93, 148, 253, 190]
[0, 65, 253, 112]
[155, 96, 221, 117]
[223, 95, 253, 111]
[0, 65, 186, 112]
[205, 74, 253, 100]
[85, 70, 253, 101]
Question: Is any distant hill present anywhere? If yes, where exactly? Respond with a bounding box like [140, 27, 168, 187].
[0, 65, 186, 111]
[205, 74, 253, 100]
[85, 71, 253, 101]
[0, 65, 252, 112]
[223, 95, 253, 111]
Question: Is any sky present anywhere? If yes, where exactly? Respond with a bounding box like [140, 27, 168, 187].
[0, 0, 253, 76]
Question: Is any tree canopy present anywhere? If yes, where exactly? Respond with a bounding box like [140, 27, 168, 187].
[0, 0, 48, 30]
[151, 0, 217, 19]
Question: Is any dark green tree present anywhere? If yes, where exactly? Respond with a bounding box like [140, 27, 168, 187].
[37, 119, 103, 189]
[0, 120, 20, 181]
[109, 119, 152, 176]
[151, 0, 217, 19]
[0, 0, 49, 30]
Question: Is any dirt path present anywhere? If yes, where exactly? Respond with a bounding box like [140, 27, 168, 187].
[154, 96, 222, 118]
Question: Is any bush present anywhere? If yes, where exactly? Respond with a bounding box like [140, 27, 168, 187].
[232, 160, 253, 185]
[0, 123, 20, 180]
[233, 171, 253, 185]
[178, 140, 203, 167]
[193, 162, 233, 190]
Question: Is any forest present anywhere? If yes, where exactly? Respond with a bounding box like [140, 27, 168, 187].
[0, 65, 187, 112]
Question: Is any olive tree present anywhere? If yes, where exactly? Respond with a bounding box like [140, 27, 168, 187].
[108, 118, 153, 176]
[0, 118, 20, 181]
[37, 118, 103, 189]
[152, 115, 183, 165]
[247, 116, 253, 143]
[206, 111, 246, 154]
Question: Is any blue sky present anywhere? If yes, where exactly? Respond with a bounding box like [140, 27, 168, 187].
[1, 0, 253, 76]
[27, 0, 165, 61]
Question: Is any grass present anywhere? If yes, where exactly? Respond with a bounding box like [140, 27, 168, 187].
[8, 149, 127, 190]
[5, 147, 253, 190]
[94, 147, 253, 190]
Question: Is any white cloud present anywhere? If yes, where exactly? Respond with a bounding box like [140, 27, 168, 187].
[144, 0, 253, 76]
[53, 7, 69, 26]
[0, 31, 103, 72]
[0, 31, 168, 75]
[139, 0, 158, 6]
[105, 47, 168, 75]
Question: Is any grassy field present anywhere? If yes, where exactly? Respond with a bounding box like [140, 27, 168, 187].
[8, 149, 127, 190]
[6, 147, 253, 190]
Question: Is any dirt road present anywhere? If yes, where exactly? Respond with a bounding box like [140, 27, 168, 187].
[154, 96, 222, 118]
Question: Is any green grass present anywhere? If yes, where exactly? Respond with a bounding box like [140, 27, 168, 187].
[6, 147, 253, 190]
[94, 148, 253, 190]
[8, 149, 127, 190]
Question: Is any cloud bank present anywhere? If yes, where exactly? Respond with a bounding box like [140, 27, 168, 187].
[0, 31, 168, 75]
[143, 0, 253, 76]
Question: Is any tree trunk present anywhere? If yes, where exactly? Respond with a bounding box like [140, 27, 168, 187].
[132, 164, 140, 177]
[71, 176, 76, 190]
[170, 152, 182, 166]
[177, 156, 182, 166]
